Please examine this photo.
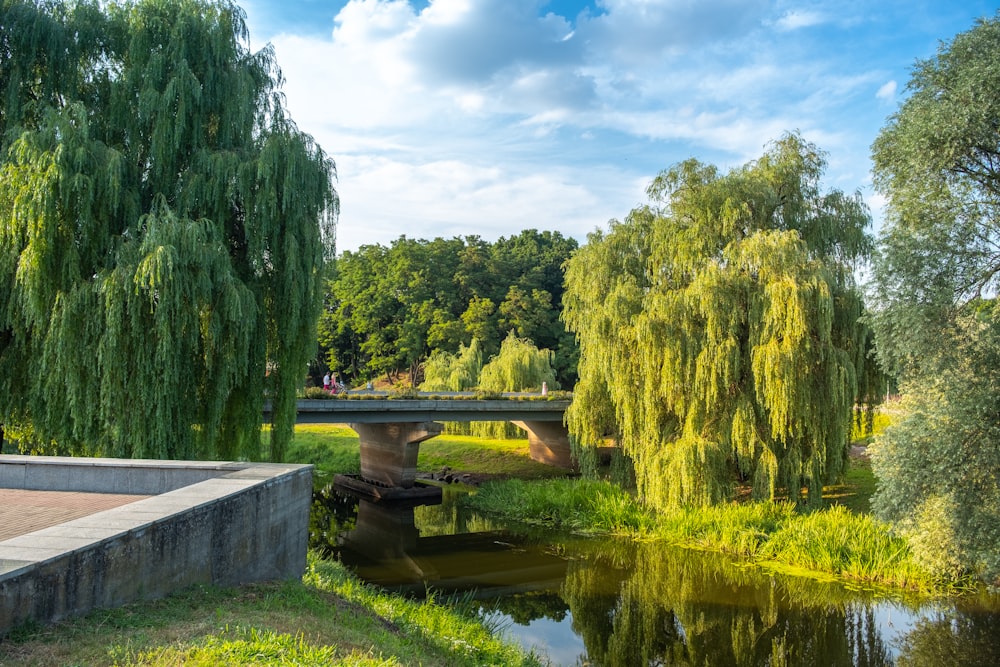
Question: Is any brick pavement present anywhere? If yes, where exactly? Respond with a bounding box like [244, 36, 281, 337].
[0, 489, 150, 542]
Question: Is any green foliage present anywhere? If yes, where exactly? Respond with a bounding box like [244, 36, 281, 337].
[869, 15, 1000, 587]
[870, 14, 1000, 379]
[465, 478, 941, 591]
[420, 338, 483, 391]
[870, 311, 1000, 585]
[0, 0, 337, 461]
[478, 332, 557, 393]
[564, 133, 879, 510]
[319, 230, 578, 387]
[303, 386, 335, 399]
[473, 332, 557, 439]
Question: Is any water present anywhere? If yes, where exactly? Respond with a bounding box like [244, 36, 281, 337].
[310, 485, 1000, 666]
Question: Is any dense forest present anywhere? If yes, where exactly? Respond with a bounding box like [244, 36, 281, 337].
[316, 230, 579, 389]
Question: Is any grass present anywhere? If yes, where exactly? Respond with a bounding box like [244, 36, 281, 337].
[0, 558, 543, 667]
[822, 459, 878, 513]
[282, 423, 572, 486]
[465, 476, 943, 593]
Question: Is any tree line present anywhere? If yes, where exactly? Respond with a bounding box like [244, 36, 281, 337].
[317, 230, 578, 389]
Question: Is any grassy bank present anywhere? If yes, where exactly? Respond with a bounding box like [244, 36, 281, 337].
[0, 557, 542, 667]
[462, 476, 955, 593]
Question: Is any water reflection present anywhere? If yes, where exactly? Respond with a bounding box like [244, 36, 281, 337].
[562, 540, 893, 666]
[311, 486, 1000, 666]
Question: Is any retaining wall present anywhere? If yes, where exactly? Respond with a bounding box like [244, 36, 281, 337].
[0, 455, 312, 637]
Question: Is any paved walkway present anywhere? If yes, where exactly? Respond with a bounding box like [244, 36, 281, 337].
[0, 489, 150, 542]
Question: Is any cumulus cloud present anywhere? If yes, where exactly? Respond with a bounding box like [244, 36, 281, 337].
[238, 0, 971, 250]
[404, 0, 581, 83]
[334, 154, 635, 249]
[578, 0, 770, 64]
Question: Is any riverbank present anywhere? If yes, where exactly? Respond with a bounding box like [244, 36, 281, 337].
[461, 476, 956, 593]
[0, 556, 543, 666]
[3, 421, 946, 664]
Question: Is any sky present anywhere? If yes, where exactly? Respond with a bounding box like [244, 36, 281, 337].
[238, 0, 998, 253]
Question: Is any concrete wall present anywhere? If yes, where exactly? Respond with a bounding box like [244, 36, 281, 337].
[0, 455, 245, 495]
[0, 457, 312, 637]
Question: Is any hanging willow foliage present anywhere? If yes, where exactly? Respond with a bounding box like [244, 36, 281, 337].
[420, 338, 483, 392]
[564, 134, 880, 509]
[473, 331, 558, 439]
[0, 0, 338, 461]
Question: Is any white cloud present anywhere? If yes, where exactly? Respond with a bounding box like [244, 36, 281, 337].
[238, 0, 993, 252]
[580, 0, 770, 64]
[333, 154, 635, 250]
[775, 9, 826, 31]
[876, 80, 898, 102]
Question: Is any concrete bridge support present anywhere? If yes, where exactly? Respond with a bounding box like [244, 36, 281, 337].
[351, 421, 443, 488]
[512, 420, 577, 470]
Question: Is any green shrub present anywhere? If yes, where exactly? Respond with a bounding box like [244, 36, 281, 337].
[302, 387, 335, 399]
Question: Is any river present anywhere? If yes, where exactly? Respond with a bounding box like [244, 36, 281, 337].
[310, 485, 1000, 666]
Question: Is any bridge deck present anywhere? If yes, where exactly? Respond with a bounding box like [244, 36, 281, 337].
[268, 398, 570, 424]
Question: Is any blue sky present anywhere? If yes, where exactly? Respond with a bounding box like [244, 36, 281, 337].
[239, 0, 998, 252]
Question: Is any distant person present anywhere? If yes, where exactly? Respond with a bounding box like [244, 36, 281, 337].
[323, 372, 331, 391]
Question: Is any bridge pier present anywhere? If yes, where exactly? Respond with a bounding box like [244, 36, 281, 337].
[512, 421, 577, 470]
[351, 421, 443, 488]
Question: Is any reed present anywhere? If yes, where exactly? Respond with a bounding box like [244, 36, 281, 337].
[465, 478, 655, 534]
[760, 505, 934, 590]
[464, 478, 946, 592]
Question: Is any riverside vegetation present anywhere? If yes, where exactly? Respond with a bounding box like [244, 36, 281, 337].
[1, 412, 974, 667]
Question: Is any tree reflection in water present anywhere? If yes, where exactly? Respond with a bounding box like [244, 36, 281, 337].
[558, 539, 1000, 667]
[896, 605, 1000, 667]
[310, 486, 1000, 666]
[558, 540, 892, 666]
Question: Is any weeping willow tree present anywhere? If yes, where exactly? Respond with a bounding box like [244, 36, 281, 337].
[472, 331, 557, 439]
[0, 0, 337, 461]
[419, 338, 483, 392]
[564, 134, 880, 509]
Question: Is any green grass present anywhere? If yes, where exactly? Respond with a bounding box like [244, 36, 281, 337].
[0, 557, 543, 667]
[416, 433, 570, 479]
[464, 475, 946, 594]
[823, 459, 878, 513]
[283, 424, 362, 486]
[282, 423, 571, 486]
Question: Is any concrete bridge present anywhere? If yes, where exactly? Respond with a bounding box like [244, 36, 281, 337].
[265, 396, 573, 491]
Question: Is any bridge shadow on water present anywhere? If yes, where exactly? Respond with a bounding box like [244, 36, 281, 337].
[309, 484, 1000, 667]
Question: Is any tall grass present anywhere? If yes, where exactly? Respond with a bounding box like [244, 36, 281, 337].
[465, 478, 947, 593]
[465, 478, 655, 534]
[760, 505, 929, 589]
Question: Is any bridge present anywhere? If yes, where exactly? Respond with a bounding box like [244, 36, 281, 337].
[265, 396, 574, 493]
